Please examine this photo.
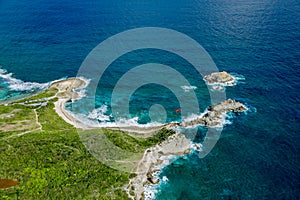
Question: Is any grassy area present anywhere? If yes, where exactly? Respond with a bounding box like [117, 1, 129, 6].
[0, 88, 175, 199]
[0, 104, 39, 139]
[14, 87, 58, 103]
[103, 128, 175, 152]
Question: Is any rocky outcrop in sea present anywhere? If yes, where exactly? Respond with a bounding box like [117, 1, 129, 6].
[181, 99, 247, 127]
[203, 71, 235, 86]
[127, 98, 248, 200]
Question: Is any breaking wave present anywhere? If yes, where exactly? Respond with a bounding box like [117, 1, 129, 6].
[0, 67, 49, 92]
[69, 106, 165, 130]
[87, 105, 111, 121]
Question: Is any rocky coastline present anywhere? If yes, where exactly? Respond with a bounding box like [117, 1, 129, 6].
[180, 99, 247, 128]
[126, 98, 247, 200]
[126, 132, 193, 200]
[47, 76, 247, 200]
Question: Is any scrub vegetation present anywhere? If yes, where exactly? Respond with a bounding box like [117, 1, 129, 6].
[0, 89, 175, 199]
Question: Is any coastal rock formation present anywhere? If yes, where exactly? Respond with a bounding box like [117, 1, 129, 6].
[203, 71, 235, 86]
[127, 132, 192, 200]
[127, 99, 247, 199]
[180, 99, 247, 127]
[47, 78, 248, 200]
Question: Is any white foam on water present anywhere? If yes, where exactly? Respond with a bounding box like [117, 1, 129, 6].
[87, 105, 111, 121]
[144, 185, 158, 200]
[182, 112, 206, 123]
[143, 154, 178, 200]
[98, 117, 164, 128]
[65, 111, 100, 128]
[180, 85, 197, 92]
[162, 176, 169, 182]
[72, 101, 246, 130]
[70, 108, 165, 129]
[0, 67, 49, 92]
[231, 73, 246, 83]
[73, 89, 86, 101]
[190, 143, 204, 153]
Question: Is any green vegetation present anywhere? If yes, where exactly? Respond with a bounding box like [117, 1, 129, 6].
[103, 128, 175, 153]
[0, 104, 39, 139]
[15, 87, 58, 103]
[0, 88, 175, 199]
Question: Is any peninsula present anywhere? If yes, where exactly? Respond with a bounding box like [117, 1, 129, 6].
[0, 74, 247, 200]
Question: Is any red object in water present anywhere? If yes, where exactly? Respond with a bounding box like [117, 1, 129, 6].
[175, 108, 181, 113]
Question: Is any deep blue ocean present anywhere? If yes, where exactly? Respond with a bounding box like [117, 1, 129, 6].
[0, 0, 299, 199]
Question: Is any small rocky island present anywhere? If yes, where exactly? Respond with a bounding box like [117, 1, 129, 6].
[203, 71, 235, 87]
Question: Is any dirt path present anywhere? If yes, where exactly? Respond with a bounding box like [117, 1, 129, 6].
[33, 108, 42, 131]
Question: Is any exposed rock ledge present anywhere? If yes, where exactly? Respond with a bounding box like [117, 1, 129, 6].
[180, 99, 247, 127]
[126, 132, 193, 200]
[203, 71, 235, 87]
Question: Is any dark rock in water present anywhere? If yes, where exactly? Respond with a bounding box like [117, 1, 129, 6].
[145, 169, 161, 185]
[207, 105, 213, 111]
[194, 144, 202, 151]
[146, 177, 153, 183]
[146, 177, 160, 185]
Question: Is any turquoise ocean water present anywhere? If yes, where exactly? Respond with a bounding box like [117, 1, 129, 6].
[0, 0, 299, 199]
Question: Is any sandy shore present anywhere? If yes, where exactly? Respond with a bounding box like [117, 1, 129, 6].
[51, 77, 180, 135]
[51, 78, 92, 129]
